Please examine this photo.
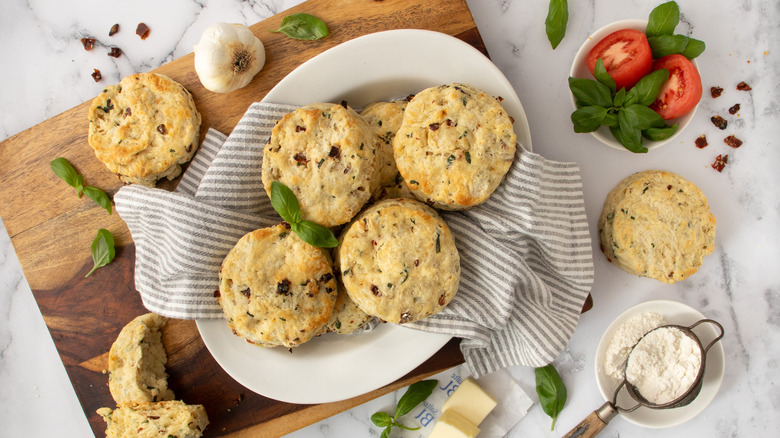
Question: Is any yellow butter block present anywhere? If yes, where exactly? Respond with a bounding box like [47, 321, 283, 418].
[441, 378, 497, 426]
[429, 409, 480, 438]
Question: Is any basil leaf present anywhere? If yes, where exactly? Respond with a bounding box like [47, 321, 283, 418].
[603, 112, 618, 127]
[624, 87, 639, 107]
[571, 106, 608, 133]
[535, 365, 567, 431]
[83, 186, 112, 214]
[50, 157, 81, 188]
[593, 58, 616, 93]
[380, 428, 391, 438]
[86, 228, 115, 278]
[646, 1, 680, 37]
[271, 13, 329, 40]
[610, 123, 647, 153]
[370, 412, 392, 428]
[568, 77, 613, 108]
[681, 37, 706, 59]
[613, 88, 627, 107]
[292, 220, 338, 248]
[648, 34, 690, 58]
[643, 123, 679, 141]
[270, 181, 301, 225]
[545, 0, 569, 49]
[632, 69, 669, 106]
[621, 104, 665, 131]
[395, 380, 437, 418]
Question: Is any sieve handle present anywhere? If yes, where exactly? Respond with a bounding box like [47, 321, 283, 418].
[561, 401, 618, 438]
[688, 319, 725, 353]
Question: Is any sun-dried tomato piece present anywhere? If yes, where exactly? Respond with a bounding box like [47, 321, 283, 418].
[136, 22, 150, 40]
[728, 103, 741, 115]
[277, 279, 291, 295]
[295, 125, 306, 132]
[293, 152, 309, 164]
[695, 134, 708, 149]
[157, 124, 166, 135]
[710, 86, 723, 98]
[711, 154, 728, 172]
[109, 24, 119, 36]
[81, 38, 96, 51]
[108, 47, 122, 58]
[370, 284, 381, 296]
[328, 146, 341, 159]
[736, 81, 752, 91]
[429, 122, 440, 131]
[91, 68, 102, 82]
[711, 115, 728, 130]
[724, 135, 743, 148]
[240, 288, 251, 297]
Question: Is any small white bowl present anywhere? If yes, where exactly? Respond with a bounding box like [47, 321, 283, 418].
[570, 19, 699, 152]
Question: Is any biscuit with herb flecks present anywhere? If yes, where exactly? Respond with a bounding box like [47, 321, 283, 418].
[336, 198, 459, 324]
[393, 83, 516, 210]
[88, 73, 201, 186]
[218, 224, 337, 348]
[598, 170, 716, 283]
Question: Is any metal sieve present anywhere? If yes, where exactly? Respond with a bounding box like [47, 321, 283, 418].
[562, 319, 724, 438]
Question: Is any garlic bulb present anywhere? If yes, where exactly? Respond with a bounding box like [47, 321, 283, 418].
[194, 23, 265, 93]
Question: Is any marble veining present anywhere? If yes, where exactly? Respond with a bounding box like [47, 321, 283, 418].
[1, 0, 779, 437]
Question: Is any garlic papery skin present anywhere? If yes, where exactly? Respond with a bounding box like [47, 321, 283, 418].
[194, 23, 266, 93]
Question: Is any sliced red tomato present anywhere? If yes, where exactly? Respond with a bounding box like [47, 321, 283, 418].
[649, 54, 703, 120]
[586, 29, 653, 91]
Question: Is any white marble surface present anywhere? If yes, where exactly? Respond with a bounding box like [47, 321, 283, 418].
[1, 0, 778, 436]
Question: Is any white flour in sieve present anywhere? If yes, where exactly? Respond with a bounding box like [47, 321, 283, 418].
[602, 312, 665, 380]
[625, 326, 702, 404]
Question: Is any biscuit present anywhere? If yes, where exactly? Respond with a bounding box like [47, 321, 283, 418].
[360, 100, 408, 188]
[318, 280, 372, 335]
[218, 224, 338, 348]
[393, 83, 516, 210]
[336, 198, 460, 323]
[598, 170, 716, 283]
[262, 103, 379, 227]
[88, 73, 201, 186]
[108, 313, 174, 405]
[97, 401, 208, 438]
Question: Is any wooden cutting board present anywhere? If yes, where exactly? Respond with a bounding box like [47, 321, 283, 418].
[0, 0, 486, 436]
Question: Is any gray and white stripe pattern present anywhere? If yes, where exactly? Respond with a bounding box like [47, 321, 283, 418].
[114, 102, 593, 374]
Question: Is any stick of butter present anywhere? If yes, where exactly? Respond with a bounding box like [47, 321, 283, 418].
[441, 377, 498, 425]
[428, 409, 480, 438]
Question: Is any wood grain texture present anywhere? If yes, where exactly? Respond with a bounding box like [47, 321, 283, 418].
[0, 0, 480, 436]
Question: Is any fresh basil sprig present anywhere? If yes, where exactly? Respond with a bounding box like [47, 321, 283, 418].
[271, 13, 329, 40]
[645, 1, 705, 59]
[86, 228, 115, 277]
[569, 59, 677, 153]
[535, 364, 567, 431]
[371, 380, 437, 438]
[270, 181, 338, 248]
[50, 157, 112, 214]
[545, 0, 569, 49]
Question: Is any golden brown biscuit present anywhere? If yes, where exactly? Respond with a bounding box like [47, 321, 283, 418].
[336, 198, 460, 323]
[262, 103, 379, 227]
[97, 401, 208, 438]
[218, 224, 338, 348]
[598, 170, 716, 283]
[360, 101, 408, 188]
[393, 83, 516, 210]
[88, 73, 201, 186]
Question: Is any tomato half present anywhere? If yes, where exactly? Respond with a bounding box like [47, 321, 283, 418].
[586, 29, 653, 91]
[649, 54, 703, 120]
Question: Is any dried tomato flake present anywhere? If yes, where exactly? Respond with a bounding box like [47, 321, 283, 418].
[711, 154, 728, 172]
[724, 135, 743, 148]
[293, 152, 309, 164]
[328, 146, 341, 159]
[276, 279, 291, 295]
[108, 47, 122, 58]
[240, 288, 251, 297]
[695, 134, 708, 149]
[91, 68, 102, 82]
[711, 115, 728, 130]
[109, 24, 119, 36]
[295, 125, 306, 132]
[736, 81, 752, 91]
[81, 38, 96, 51]
[136, 22, 150, 40]
[157, 124, 166, 135]
[728, 103, 741, 115]
[370, 284, 381, 296]
[429, 122, 441, 131]
[710, 86, 723, 98]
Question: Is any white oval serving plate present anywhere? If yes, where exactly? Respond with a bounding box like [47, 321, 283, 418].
[197, 29, 531, 404]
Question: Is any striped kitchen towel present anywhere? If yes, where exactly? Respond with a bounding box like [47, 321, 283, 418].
[114, 102, 594, 374]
